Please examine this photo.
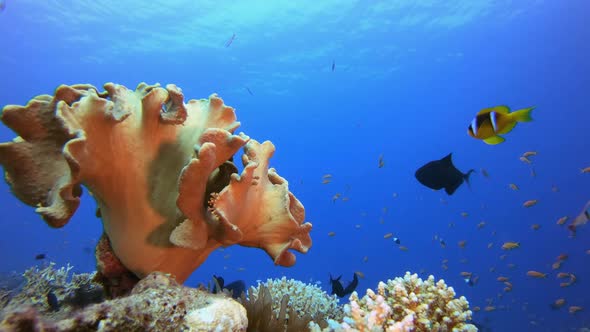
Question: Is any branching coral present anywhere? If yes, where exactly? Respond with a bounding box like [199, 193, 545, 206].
[0, 83, 312, 282]
[311, 272, 476, 332]
[1, 262, 98, 319]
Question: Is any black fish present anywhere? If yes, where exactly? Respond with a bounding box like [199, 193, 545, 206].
[35, 253, 46, 260]
[47, 291, 60, 311]
[330, 273, 358, 298]
[331, 60, 335, 72]
[245, 87, 254, 96]
[415, 153, 474, 195]
[211, 275, 245, 299]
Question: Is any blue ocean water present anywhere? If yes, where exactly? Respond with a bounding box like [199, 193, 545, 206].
[0, 1, 589, 331]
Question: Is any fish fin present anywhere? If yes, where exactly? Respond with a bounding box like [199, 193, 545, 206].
[463, 169, 475, 188]
[492, 105, 510, 114]
[483, 135, 505, 145]
[510, 107, 534, 122]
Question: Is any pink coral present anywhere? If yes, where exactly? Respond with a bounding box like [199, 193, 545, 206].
[0, 83, 312, 282]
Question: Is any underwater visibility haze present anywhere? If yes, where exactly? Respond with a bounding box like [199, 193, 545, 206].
[0, 1, 589, 331]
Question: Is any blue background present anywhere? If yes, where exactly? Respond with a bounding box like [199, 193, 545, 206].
[0, 1, 589, 331]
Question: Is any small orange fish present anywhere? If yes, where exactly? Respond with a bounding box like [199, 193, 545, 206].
[477, 221, 486, 229]
[354, 271, 365, 279]
[553, 298, 566, 308]
[383, 233, 393, 239]
[322, 179, 331, 184]
[399, 245, 409, 251]
[502, 242, 520, 250]
[552, 261, 562, 270]
[322, 174, 333, 179]
[484, 306, 496, 312]
[461, 212, 469, 217]
[522, 151, 537, 158]
[328, 232, 336, 237]
[509, 183, 519, 191]
[523, 199, 538, 208]
[503, 286, 512, 292]
[460, 271, 472, 277]
[332, 193, 341, 202]
[520, 156, 532, 164]
[569, 306, 583, 314]
[526, 271, 547, 278]
[556, 216, 568, 225]
[458, 240, 467, 248]
[556, 254, 568, 261]
[531, 224, 541, 230]
[556, 272, 570, 279]
[504, 281, 513, 288]
[560, 282, 572, 288]
[581, 167, 590, 174]
[472, 306, 481, 312]
[497, 276, 510, 282]
[569, 273, 577, 283]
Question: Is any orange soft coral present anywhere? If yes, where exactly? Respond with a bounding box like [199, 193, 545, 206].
[0, 83, 312, 282]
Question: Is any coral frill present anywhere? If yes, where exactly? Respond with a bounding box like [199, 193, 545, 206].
[0, 83, 312, 282]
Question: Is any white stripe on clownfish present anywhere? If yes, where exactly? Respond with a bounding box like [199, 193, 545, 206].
[471, 118, 478, 136]
[490, 111, 498, 133]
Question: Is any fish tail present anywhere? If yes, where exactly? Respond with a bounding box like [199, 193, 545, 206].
[511, 107, 534, 122]
[464, 169, 475, 188]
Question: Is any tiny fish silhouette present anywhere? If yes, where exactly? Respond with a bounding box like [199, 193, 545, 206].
[225, 33, 236, 47]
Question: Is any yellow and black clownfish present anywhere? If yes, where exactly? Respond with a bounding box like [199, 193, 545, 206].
[468, 106, 534, 145]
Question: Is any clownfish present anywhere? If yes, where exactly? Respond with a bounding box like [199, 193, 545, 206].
[468, 106, 534, 145]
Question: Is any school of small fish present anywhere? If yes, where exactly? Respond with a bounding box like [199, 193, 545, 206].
[311, 110, 588, 327]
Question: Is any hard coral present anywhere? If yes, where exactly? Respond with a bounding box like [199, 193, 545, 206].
[0, 83, 312, 282]
[312, 272, 476, 332]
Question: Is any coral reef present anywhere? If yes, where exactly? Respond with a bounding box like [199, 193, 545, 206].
[0, 83, 312, 282]
[1, 262, 100, 320]
[0, 271, 247, 331]
[240, 277, 342, 332]
[311, 272, 476, 332]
